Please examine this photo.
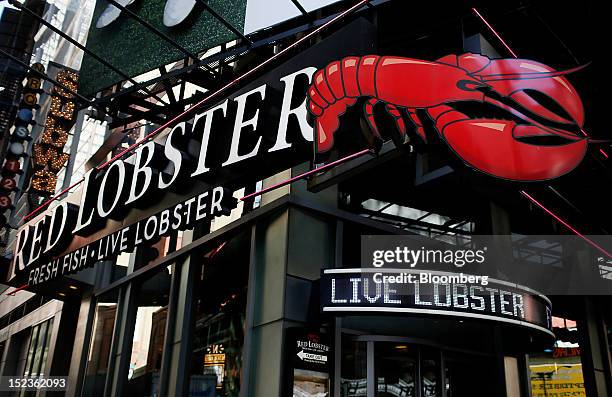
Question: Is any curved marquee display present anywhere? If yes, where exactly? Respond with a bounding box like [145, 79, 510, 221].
[320, 268, 553, 337]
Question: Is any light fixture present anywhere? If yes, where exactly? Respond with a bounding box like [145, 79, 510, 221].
[68, 285, 78, 290]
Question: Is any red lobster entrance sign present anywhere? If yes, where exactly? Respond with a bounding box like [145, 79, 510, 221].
[306, 53, 588, 181]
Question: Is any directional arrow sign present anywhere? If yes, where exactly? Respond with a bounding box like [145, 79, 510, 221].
[297, 350, 328, 363]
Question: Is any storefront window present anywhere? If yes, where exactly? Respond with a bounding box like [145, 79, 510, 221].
[20, 318, 54, 397]
[82, 290, 119, 396]
[375, 342, 417, 397]
[529, 316, 585, 397]
[420, 348, 440, 397]
[340, 338, 366, 397]
[22, 318, 53, 376]
[188, 232, 250, 397]
[126, 268, 171, 396]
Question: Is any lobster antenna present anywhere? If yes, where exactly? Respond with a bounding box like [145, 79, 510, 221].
[481, 63, 590, 82]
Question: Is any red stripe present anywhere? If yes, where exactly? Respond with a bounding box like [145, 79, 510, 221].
[471, 8, 518, 58]
[240, 149, 371, 201]
[5, 284, 28, 295]
[520, 190, 611, 258]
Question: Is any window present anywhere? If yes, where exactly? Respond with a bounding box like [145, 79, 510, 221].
[188, 231, 250, 397]
[21, 318, 54, 397]
[125, 269, 171, 396]
[82, 290, 119, 396]
[529, 317, 585, 397]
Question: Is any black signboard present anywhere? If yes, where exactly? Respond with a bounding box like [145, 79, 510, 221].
[320, 269, 553, 337]
[286, 328, 331, 397]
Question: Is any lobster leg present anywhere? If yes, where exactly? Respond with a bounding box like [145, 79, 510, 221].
[407, 109, 426, 143]
[385, 104, 407, 137]
[364, 99, 410, 147]
[363, 98, 385, 152]
[364, 98, 383, 139]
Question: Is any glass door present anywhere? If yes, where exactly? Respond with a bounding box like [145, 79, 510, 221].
[374, 342, 418, 397]
[339, 334, 495, 397]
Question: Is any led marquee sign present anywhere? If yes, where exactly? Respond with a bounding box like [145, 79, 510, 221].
[320, 269, 553, 336]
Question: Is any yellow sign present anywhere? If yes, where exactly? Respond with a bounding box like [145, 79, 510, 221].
[530, 363, 586, 397]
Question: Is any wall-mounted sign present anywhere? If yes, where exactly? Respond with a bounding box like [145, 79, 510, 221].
[307, 53, 588, 181]
[320, 269, 553, 337]
[8, 18, 375, 286]
[204, 344, 226, 389]
[20, 187, 236, 286]
[286, 328, 331, 397]
[30, 69, 78, 198]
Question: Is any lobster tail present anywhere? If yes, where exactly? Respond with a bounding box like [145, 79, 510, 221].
[307, 56, 381, 152]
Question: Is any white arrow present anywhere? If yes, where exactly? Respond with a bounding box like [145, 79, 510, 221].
[297, 350, 328, 362]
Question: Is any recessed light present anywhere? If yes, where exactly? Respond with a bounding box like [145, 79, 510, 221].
[58, 292, 66, 297]
[69, 285, 78, 290]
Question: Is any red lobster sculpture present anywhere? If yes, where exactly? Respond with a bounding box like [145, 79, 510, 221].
[306, 53, 588, 181]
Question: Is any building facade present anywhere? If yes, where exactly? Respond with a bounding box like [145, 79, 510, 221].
[1, 1, 612, 397]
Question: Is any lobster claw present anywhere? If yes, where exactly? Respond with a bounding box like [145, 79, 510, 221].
[429, 105, 587, 181]
[474, 58, 585, 127]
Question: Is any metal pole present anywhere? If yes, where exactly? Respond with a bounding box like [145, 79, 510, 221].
[0, 48, 92, 104]
[8, 0, 170, 105]
[290, 0, 310, 17]
[103, 0, 219, 77]
[194, 0, 253, 45]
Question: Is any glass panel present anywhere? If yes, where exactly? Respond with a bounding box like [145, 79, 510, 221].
[529, 316, 585, 397]
[375, 342, 417, 397]
[189, 232, 250, 397]
[82, 290, 119, 396]
[340, 337, 367, 397]
[420, 348, 440, 397]
[30, 320, 51, 377]
[22, 324, 40, 377]
[126, 268, 171, 396]
[38, 318, 54, 375]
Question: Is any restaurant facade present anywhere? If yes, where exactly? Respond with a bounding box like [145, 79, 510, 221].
[1, 1, 612, 397]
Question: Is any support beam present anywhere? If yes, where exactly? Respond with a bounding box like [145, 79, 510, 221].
[0, 48, 92, 105]
[8, 0, 170, 105]
[290, 0, 310, 17]
[159, 66, 177, 104]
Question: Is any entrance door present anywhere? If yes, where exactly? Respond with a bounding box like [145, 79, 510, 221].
[374, 342, 418, 397]
[339, 335, 498, 397]
[444, 351, 497, 397]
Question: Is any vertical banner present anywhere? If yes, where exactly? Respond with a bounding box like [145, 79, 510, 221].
[29, 68, 78, 201]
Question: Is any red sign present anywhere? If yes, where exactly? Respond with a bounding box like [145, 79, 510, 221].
[553, 347, 581, 358]
[307, 53, 588, 181]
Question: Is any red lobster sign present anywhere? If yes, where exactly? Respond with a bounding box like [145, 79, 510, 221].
[306, 53, 588, 181]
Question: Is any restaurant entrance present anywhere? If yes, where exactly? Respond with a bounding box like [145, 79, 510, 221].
[340, 333, 505, 397]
